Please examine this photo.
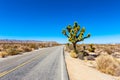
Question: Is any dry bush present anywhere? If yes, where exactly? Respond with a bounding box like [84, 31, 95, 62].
[28, 43, 39, 50]
[17, 47, 24, 52]
[22, 47, 32, 52]
[88, 44, 95, 52]
[103, 47, 113, 55]
[0, 42, 59, 58]
[96, 54, 120, 76]
[6, 48, 21, 55]
[0, 51, 8, 58]
[70, 50, 78, 58]
[77, 44, 84, 50]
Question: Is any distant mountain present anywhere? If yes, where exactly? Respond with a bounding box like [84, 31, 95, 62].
[0, 39, 58, 44]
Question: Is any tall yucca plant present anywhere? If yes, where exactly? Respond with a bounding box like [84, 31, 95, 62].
[62, 22, 90, 53]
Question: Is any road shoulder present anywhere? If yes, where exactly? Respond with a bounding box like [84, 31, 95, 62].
[65, 52, 117, 80]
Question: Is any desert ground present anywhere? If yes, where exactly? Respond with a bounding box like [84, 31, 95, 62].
[65, 44, 120, 80]
[0, 40, 59, 58]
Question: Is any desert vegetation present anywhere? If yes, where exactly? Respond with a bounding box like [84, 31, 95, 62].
[62, 22, 90, 58]
[0, 40, 59, 58]
[62, 22, 120, 78]
[65, 43, 120, 77]
[96, 54, 120, 76]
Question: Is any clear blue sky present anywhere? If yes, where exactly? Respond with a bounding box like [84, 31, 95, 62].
[0, 0, 120, 43]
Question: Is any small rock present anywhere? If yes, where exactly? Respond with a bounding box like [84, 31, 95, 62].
[111, 52, 120, 58]
[78, 51, 89, 60]
[84, 55, 95, 60]
[89, 52, 99, 57]
[78, 53, 84, 60]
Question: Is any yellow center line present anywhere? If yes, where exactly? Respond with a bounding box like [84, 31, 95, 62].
[0, 53, 41, 78]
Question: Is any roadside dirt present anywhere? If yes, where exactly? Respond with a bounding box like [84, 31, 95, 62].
[65, 52, 118, 80]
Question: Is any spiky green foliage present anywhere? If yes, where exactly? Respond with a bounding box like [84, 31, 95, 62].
[89, 44, 95, 52]
[66, 43, 70, 47]
[62, 22, 90, 53]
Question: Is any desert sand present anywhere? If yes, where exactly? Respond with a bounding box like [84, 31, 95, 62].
[65, 52, 118, 80]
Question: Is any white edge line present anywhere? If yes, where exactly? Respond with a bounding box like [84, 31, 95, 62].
[61, 47, 64, 80]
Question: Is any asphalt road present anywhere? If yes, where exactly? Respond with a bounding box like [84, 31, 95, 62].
[0, 46, 69, 80]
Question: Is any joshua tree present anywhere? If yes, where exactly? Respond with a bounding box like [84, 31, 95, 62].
[62, 22, 90, 53]
[89, 44, 95, 52]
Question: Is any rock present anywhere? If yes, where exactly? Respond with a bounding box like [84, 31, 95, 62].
[100, 51, 108, 55]
[111, 52, 120, 58]
[81, 50, 89, 56]
[78, 53, 84, 60]
[89, 52, 99, 57]
[84, 55, 95, 60]
[78, 51, 89, 60]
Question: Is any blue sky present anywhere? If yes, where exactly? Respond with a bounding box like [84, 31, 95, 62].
[0, 0, 120, 43]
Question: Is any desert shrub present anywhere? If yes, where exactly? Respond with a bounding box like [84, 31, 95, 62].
[104, 48, 113, 55]
[0, 51, 8, 58]
[29, 43, 39, 49]
[83, 46, 86, 50]
[96, 54, 120, 76]
[17, 47, 24, 53]
[23, 47, 32, 52]
[66, 43, 70, 47]
[88, 44, 95, 52]
[70, 50, 78, 58]
[2, 45, 11, 49]
[13, 45, 17, 48]
[6, 48, 21, 55]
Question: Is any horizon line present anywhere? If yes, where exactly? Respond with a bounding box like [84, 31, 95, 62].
[0, 34, 120, 44]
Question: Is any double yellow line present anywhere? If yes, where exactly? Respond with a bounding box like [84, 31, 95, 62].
[0, 54, 41, 78]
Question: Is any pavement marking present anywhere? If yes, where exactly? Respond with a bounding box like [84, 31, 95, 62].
[61, 48, 64, 80]
[0, 53, 42, 78]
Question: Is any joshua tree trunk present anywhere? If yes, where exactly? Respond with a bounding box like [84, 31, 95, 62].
[73, 42, 77, 53]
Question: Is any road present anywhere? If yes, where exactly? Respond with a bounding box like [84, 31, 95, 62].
[0, 46, 69, 80]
